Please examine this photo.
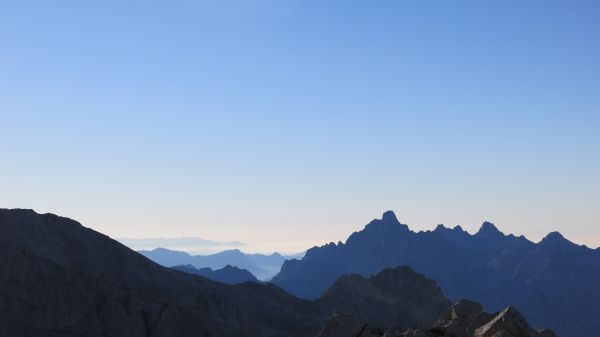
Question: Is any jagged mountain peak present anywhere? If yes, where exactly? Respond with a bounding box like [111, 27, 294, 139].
[540, 231, 574, 248]
[476, 221, 504, 237]
[542, 231, 565, 242]
[362, 210, 409, 234]
[435, 224, 447, 231]
[434, 224, 467, 233]
[381, 210, 399, 223]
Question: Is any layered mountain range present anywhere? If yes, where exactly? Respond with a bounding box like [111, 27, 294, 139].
[272, 211, 600, 337]
[0, 208, 555, 337]
[139, 247, 290, 280]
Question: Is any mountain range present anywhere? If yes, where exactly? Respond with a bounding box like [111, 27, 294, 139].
[139, 247, 293, 280]
[272, 211, 600, 337]
[171, 264, 259, 284]
[0, 208, 555, 337]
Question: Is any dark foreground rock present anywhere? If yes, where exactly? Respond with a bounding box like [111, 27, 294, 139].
[316, 300, 558, 337]
[0, 209, 320, 337]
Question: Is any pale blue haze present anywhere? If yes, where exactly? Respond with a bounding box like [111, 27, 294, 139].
[1, 1, 599, 252]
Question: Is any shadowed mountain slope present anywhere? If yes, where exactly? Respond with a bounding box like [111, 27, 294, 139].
[0, 209, 320, 337]
[171, 264, 259, 284]
[272, 211, 600, 337]
[317, 266, 450, 328]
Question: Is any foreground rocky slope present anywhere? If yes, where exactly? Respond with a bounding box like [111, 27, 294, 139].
[0, 209, 320, 337]
[273, 211, 599, 337]
[317, 267, 450, 328]
[0, 209, 558, 337]
[317, 300, 558, 337]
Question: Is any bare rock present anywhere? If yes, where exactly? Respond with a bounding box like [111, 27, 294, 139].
[474, 307, 541, 337]
[432, 299, 493, 337]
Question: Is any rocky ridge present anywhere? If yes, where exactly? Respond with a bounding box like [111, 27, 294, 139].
[317, 300, 558, 337]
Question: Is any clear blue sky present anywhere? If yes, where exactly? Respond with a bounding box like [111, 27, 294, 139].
[1, 0, 599, 252]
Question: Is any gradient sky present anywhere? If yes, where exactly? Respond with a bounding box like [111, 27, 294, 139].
[1, 0, 599, 253]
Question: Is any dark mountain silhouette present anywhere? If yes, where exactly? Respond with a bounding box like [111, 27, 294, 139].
[316, 300, 558, 337]
[171, 264, 259, 284]
[0, 208, 559, 337]
[317, 266, 450, 328]
[272, 211, 599, 337]
[0, 209, 321, 336]
[139, 247, 286, 280]
[319, 267, 556, 337]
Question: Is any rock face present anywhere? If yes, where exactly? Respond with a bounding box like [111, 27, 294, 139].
[272, 211, 600, 337]
[473, 306, 541, 337]
[316, 301, 557, 337]
[171, 264, 259, 284]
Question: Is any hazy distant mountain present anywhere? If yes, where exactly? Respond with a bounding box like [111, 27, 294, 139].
[117, 237, 247, 253]
[140, 247, 287, 280]
[172, 264, 259, 285]
[285, 251, 307, 260]
[272, 211, 599, 337]
[0, 208, 554, 337]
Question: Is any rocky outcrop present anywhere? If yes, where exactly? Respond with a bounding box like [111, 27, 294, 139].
[430, 299, 493, 337]
[317, 301, 557, 337]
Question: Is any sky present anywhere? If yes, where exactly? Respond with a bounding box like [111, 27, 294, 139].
[1, 0, 599, 253]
